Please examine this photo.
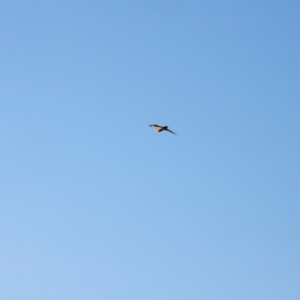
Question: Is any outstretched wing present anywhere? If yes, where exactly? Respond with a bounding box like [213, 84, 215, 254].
[166, 128, 177, 135]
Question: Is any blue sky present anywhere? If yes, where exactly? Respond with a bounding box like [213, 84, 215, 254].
[1, 1, 299, 299]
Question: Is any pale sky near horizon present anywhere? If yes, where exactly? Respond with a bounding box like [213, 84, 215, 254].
[1, 1, 299, 299]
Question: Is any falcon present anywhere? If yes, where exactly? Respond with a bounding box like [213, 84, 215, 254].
[149, 124, 177, 135]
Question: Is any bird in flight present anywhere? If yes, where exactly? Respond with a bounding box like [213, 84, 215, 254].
[149, 124, 177, 135]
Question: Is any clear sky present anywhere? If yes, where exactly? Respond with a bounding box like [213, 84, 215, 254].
[1, 1, 299, 299]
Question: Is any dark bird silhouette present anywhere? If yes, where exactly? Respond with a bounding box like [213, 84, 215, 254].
[149, 124, 177, 135]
